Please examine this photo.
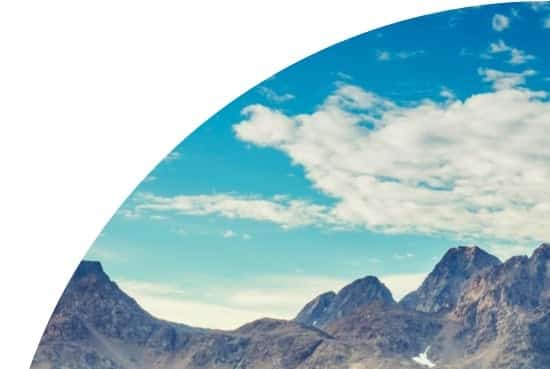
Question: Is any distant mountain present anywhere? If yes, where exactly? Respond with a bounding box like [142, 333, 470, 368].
[295, 276, 394, 327]
[32, 244, 550, 369]
[400, 246, 501, 313]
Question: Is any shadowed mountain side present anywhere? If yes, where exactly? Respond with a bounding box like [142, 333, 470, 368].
[294, 276, 394, 327]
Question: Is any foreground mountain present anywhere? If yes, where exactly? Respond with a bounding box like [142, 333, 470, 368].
[32, 244, 550, 369]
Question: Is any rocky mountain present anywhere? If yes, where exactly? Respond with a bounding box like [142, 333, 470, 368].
[295, 276, 394, 327]
[400, 246, 501, 313]
[32, 261, 414, 369]
[32, 244, 550, 369]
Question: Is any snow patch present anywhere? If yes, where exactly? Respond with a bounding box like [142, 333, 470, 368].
[412, 346, 435, 368]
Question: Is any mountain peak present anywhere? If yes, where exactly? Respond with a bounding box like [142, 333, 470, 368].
[400, 246, 501, 313]
[532, 243, 550, 260]
[295, 275, 394, 327]
[73, 260, 105, 279]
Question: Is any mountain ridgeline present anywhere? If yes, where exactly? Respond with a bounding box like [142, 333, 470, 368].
[32, 244, 550, 369]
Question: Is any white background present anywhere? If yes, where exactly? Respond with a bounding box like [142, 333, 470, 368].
[0, 1, 513, 367]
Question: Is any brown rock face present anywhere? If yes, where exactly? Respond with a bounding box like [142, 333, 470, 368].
[400, 246, 501, 313]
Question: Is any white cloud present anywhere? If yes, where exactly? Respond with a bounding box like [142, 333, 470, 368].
[478, 67, 536, 89]
[545, 16, 550, 29]
[488, 40, 535, 64]
[492, 14, 510, 31]
[137, 192, 335, 229]
[376, 49, 424, 61]
[223, 229, 237, 238]
[232, 75, 550, 244]
[258, 86, 295, 103]
[242, 233, 252, 240]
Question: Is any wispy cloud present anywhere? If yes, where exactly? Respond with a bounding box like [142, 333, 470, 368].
[257, 86, 295, 103]
[488, 40, 535, 64]
[545, 16, 550, 28]
[136, 192, 335, 229]
[393, 252, 415, 260]
[376, 49, 424, 61]
[492, 14, 510, 31]
[163, 150, 181, 162]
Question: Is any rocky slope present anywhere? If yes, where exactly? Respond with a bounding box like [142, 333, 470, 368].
[32, 244, 550, 369]
[400, 246, 501, 313]
[295, 276, 394, 327]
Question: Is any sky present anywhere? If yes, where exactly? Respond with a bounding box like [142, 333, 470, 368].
[86, 2, 550, 329]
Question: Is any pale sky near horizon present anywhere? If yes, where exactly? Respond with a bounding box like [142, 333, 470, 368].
[87, 2, 550, 329]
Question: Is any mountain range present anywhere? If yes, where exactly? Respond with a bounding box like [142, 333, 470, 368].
[31, 244, 550, 369]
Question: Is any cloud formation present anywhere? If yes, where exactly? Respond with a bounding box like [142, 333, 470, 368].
[137, 192, 335, 229]
[233, 75, 550, 244]
[376, 49, 424, 61]
[478, 67, 536, 89]
[492, 14, 510, 31]
[258, 86, 295, 103]
[488, 40, 535, 64]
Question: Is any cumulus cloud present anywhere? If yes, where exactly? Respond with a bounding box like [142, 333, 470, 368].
[488, 40, 535, 64]
[233, 75, 550, 244]
[478, 67, 536, 89]
[492, 14, 510, 31]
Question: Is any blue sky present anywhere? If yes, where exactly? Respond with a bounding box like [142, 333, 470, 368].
[87, 2, 550, 329]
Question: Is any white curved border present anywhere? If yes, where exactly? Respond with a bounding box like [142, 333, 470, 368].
[0, 1, 521, 368]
